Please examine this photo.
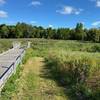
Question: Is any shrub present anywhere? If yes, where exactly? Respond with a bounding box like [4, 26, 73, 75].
[45, 51, 100, 99]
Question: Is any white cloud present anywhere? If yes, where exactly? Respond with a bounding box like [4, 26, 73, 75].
[90, 0, 100, 7]
[49, 24, 53, 28]
[30, 21, 37, 24]
[92, 21, 100, 26]
[56, 6, 83, 15]
[0, 0, 6, 5]
[96, 0, 100, 7]
[31, 1, 41, 6]
[0, 10, 8, 18]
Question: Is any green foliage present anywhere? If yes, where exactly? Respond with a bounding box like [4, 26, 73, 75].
[0, 39, 100, 100]
[86, 28, 100, 42]
[0, 65, 23, 100]
[30, 39, 100, 57]
[75, 23, 85, 40]
[30, 39, 100, 99]
[22, 48, 33, 64]
[0, 39, 12, 53]
[0, 47, 29, 100]
[45, 51, 100, 100]
[0, 22, 100, 42]
[0, 24, 9, 38]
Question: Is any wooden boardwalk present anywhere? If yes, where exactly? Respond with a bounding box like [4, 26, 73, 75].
[0, 47, 25, 91]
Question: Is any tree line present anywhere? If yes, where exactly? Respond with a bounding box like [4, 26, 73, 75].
[0, 22, 100, 42]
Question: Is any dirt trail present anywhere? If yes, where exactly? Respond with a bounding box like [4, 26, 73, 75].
[12, 57, 68, 100]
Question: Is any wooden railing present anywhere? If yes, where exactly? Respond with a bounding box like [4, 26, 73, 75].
[0, 48, 25, 92]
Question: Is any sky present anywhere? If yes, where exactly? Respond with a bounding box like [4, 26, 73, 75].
[0, 0, 100, 28]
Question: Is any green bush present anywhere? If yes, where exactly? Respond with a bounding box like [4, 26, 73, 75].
[45, 51, 100, 99]
[90, 45, 100, 52]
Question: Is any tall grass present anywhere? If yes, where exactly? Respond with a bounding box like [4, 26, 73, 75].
[30, 39, 100, 99]
[31, 39, 100, 57]
[0, 39, 12, 53]
[0, 39, 100, 99]
[0, 39, 28, 53]
[45, 51, 100, 100]
[0, 65, 23, 100]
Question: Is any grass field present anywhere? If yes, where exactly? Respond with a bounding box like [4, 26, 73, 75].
[0, 39, 12, 53]
[0, 39, 29, 53]
[0, 39, 100, 100]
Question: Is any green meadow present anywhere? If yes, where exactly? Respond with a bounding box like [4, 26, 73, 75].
[0, 39, 100, 100]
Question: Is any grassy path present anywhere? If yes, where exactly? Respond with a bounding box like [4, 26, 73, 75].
[12, 57, 68, 100]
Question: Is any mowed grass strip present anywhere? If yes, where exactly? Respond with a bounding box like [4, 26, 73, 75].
[12, 57, 68, 100]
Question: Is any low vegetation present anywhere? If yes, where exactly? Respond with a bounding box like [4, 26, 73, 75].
[0, 64, 23, 100]
[0, 48, 30, 100]
[0, 39, 12, 53]
[31, 39, 100, 99]
[45, 51, 100, 100]
[31, 39, 100, 56]
[0, 39, 100, 100]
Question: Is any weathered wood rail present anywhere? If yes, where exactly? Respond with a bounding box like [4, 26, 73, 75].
[0, 47, 26, 92]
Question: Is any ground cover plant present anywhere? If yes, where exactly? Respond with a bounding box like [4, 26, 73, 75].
[0, 48, 30, 100]
[0, 39, 12, 53]
[30, 39, 100, 99]
[45, 51, 100, 100]
[0, 39, 100, 100]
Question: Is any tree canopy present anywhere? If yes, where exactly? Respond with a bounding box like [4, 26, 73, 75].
[0, 22, 100, 42]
